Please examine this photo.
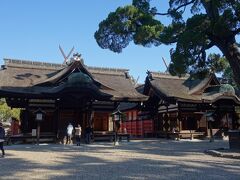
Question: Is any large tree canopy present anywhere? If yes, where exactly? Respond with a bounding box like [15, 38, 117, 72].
[95, 0, 240, 87]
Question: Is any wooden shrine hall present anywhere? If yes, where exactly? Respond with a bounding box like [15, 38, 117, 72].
[0, 55, 147, 142]
[141, 72, 240, 139]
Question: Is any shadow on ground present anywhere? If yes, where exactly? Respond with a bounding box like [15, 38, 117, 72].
[0, 139, 239, 180]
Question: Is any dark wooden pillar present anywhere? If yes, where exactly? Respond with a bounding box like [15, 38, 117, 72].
[36, 122, 40, 145]
[178, 111, 182, 132]
[86, 110, 92, 127]
[24, 107, 30, 134]
[209, 120, 214, 142]
[205, 115, 208, 136]
[87, 100, 94, 129]
[54, 107, 59, 136]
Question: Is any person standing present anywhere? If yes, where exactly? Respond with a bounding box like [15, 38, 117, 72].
[75, 124, 82, 146]
[0, 122, 5, 158]
[66, 123, 73, 145]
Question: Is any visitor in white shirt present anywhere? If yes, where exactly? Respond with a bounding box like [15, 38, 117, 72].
[66, 123, 73, 145]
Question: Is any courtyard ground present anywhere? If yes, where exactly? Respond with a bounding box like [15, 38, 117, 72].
[0, 139, 239, 180]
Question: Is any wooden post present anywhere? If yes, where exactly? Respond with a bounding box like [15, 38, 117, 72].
[115, 124, 118, 145]
[206, 115, 208, 136]
[113, 119, 116, 145]
[178, 112, 182, 140]
[115, 121, 120, 146]
[53, 106, 60, 143]
[86, 109, 93, 144]
[37, 122, 40, 145]
[56, 107, 59, 137]
[209, 121, 214, 142]
[226, 113, 229, 129]
[24, 102, 29, 134]
[141, 114, 143, 137]
[190, 130, 193, 140]
[24, 107, 30, 134]
[179, 117, 182, 131]
[34, 108, 45, 145]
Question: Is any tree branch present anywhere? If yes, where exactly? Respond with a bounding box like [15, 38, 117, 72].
[154, 12, 169, 16]
[154, 0, 196, 16]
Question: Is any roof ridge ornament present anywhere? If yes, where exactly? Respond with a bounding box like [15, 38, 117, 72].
[66, 52, 84, 66]
[147, 70, 153, 80]
[59, 45, 75, 65]
[72, 53, 82, 61]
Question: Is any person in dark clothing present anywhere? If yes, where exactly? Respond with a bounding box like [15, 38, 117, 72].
[85, 126, 92, 144]
[0, 122, 5, 157]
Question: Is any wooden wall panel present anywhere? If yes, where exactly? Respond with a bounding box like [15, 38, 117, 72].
[93, 112, 109, 131]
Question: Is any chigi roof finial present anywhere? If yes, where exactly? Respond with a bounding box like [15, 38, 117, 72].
[59, 45, 75, 65]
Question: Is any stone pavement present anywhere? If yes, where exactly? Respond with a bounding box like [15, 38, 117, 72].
[0, 139, 239, 180]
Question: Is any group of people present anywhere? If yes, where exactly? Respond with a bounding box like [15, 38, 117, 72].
[66, 123, 92, 145]
[0, 122, 92, 158]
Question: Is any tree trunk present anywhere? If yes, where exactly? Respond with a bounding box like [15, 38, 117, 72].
[216, 40, 240, 88]
[202, 0, 240, 88]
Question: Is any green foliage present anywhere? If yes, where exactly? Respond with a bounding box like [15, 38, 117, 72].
[220, 84, 235, 94]
[0, 99, 20, 122]
[94, 5, 163, 52]
[95, 0, 240, 85]
[132, 0, 151, 13]
[222, 62, 237, 88]
[207, 54, 229, 73]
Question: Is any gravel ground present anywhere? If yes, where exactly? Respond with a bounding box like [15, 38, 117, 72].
[0, 139, 239, 180]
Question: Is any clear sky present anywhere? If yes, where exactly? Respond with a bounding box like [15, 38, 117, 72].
[0, 1, 201, 83]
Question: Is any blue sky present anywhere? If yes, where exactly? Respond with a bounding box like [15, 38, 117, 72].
[0, 0, 216, 83]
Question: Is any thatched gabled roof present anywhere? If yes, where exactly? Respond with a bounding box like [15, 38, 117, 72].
[144, 71, 240, 104]
[0, 58, 148, 102]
